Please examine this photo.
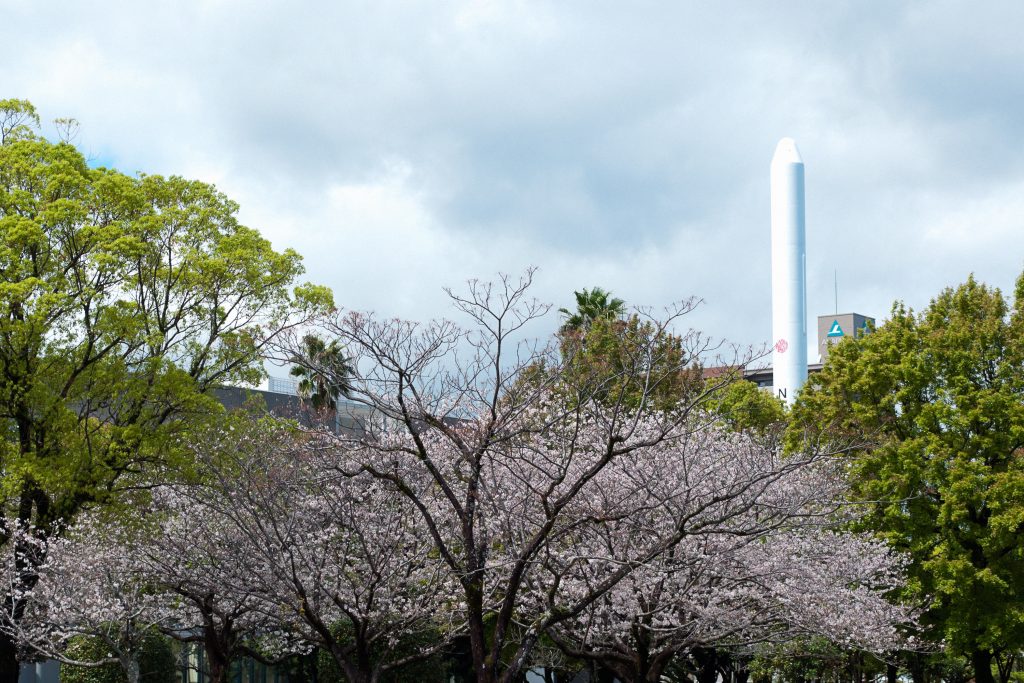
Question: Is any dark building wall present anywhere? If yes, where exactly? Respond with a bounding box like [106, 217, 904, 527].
[213, 386, 373, 437]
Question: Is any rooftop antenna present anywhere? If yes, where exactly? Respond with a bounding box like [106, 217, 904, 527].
[834, 270, 838, 314]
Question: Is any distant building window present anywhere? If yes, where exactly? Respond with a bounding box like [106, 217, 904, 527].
[268, 376, 299, 395]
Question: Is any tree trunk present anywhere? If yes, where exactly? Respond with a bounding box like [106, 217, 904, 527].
[591, 661, 617, 683]
[447, 636, 474, 683]
[466, 585, 494, 683]
[203, 630, 232, 683]
[0, 634, 19, 683]
[646, 659, 673, 683]
[125, 657, 142, 683]
[723, 654, 750, 683]
[207, 654, 231, 683]
[907, 652, 927, 683]
[693, 648, 720, 683]
[996, 652, 1016, 683]
[973, 650, 996, 683]
[339, 664, 372, 683]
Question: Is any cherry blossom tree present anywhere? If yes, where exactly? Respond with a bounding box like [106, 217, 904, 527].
[1, 503, 298, 683]
[167, 419, 459, 683]
[0, 520, 46, 668]
[273, 271, 897, 683]
[537, 524, 917, 683]
[135, 486, 297, 683]
[0, 268, 915, 683]
[508, 420, 915, 683]
[0, 517, 180, 683]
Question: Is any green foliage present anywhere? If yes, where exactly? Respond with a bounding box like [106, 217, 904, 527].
[558, 315, 702, 412]
[788, 273, 1024, 661]
[60, 632, 177, 683]
[558, 287, 626, 331]
[313, 623, 448, 683]
[0, 99, 40, 143]
[706, 375, 786, 434]
[748, 638, 883, 683]
[900, 650, 972, 683]
[289, 333, 354, 411]
[526, 287, 766, 420]
[0, 98, 331, 527]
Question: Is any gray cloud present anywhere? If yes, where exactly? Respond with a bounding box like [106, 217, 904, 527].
[2, 0, 1023, 358]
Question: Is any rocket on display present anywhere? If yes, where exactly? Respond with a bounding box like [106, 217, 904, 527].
[770, 137, 807, 405]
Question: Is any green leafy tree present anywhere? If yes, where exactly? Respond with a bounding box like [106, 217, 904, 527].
[0, 99, 332, 679]
[788, 274, 1024, 683]
[520, 288, 748, 419]
[558, 314, 704, 412]
[60, 632, 177, 683]
[558, 287, 626, 331]
[314, 624, 448, 683]
[549, 287, 701, 412]
[745, 638, 883, 683]
[289, 334, 354, 410]
[705, 372, 786, 435]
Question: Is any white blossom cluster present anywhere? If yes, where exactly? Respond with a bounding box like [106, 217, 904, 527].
[0, 411, 918, 683]
[0, 275, 922, 683]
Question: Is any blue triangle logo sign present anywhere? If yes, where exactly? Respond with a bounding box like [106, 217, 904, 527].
[827, 320, 844, 337]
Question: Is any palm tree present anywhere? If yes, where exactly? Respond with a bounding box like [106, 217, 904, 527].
[289, 334, 354, 411]
[558, 287, 627, 331]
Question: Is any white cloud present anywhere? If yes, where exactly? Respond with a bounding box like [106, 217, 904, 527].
[2, 0, 1023, 355]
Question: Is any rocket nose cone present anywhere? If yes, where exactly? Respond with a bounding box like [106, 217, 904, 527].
[772, 137, 803, 165]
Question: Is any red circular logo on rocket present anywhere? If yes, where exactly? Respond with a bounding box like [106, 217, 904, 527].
[774, 338, 789, 354]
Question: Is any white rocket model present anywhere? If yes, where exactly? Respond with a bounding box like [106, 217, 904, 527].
[770, 137, 807, 405]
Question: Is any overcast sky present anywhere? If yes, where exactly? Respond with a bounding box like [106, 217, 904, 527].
[3, 0, 1023, 364]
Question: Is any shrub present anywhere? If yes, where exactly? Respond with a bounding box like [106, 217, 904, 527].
[60, 632, 178, 683]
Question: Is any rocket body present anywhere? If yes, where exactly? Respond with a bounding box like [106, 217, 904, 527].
[770, 138, 807, 405]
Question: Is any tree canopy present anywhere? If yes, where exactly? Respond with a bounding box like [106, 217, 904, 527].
[0, 98, 331, 679]
[267, 273, 915, 683]
[288, 333, 354, 411]
[789, 273, 1024, 683]
[558, 286, 626, 331]
[0, 97, 331, 517]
